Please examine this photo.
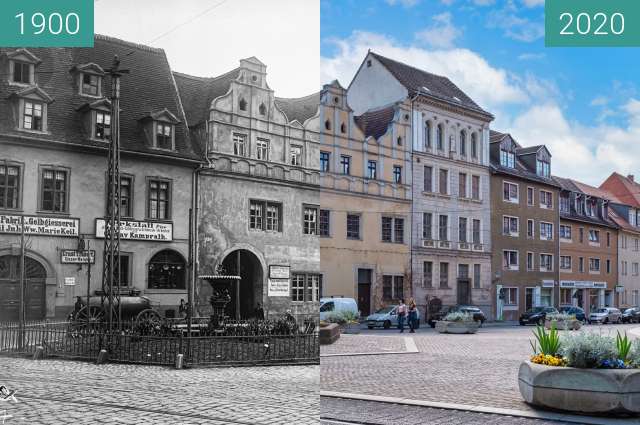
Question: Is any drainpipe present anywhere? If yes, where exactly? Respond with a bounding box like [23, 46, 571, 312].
[409, 92, 420, 313]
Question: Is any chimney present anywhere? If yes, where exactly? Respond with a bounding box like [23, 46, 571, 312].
[628, 174, 635, 182]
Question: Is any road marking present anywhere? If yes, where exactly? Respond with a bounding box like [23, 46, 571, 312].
[320, 392, 639, 425]
[629, 327, 640, 338]
[404, 336, 418, 353]
[321, 336, 419, 357]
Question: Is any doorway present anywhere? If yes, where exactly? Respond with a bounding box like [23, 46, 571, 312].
[525, 287, 534, 311]
[220, 250, 263, 319]
[0, 255, 47, 321]
[357, 268, 372, 316]
[456, 278, 471, 305]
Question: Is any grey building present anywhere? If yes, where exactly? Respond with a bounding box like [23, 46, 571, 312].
[175, 58, 321, 320]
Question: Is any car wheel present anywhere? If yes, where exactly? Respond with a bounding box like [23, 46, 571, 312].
[519, 321, 525, 326]
[383, 320, 391, 329]
[429, 321, 436, 329]
[537, 318, 544, 326]
[604, 317, 609, 324]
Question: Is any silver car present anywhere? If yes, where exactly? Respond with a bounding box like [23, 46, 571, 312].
[588, 307, 622, 324]
[366, 305, 420, 329]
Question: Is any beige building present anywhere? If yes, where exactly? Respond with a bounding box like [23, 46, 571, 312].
[319, 80, 412, 316]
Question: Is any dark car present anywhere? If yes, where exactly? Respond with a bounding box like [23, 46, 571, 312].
[622, 307, 640, 324]
[519, 306, 558, 326]
[428, 305, 486, 328]
[558, 306, 586, 322]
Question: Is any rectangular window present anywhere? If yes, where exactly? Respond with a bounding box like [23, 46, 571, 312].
[148, 179, 170, 220]
[439, 262, 449, 288]
[607, 259, 612, 274]
[393, 166, 402, 184]
[633, 262, 639, 276]
[500, 150, 515, 168]
[527, 219, 534, 238]
[560, 225, 571, 240]
[303, 206, 318, 235]
[540, 254, 553, 272]
[560, 256, 572, 270]
[291, 274, 304, 302]
[606, 232, 611, 247]
[13, 62, 31, 84]
[156, 123, 172, 150]
[438, 215, 448, 241]
[503, 250, 518, 270]
[233, 133, 247, 156]
[381, 216, 392, 242]
[473, 264, 481, 289]
[560, 195, 570, 213]
[560, 288, 572, 305]
[0, 162, 20, 209]
[578, 257, 584, 273]
[527, 252, 534, 271]
[382, 217, 403, 243]
[41, 168, 67, 213]
[471, 175, 480, 200]
[95, 112, 111, 140]
[346, 214, 360, 239]
[537, 160, 550, 177]
[439, 169, 448, 195]
[394, 218, 404, 243]
[458, 264, 469, 278]
[458, 173, 467, 198]
[472, 219, 481, 244]
[423, 261, 433, 288]
[527, 187, 534, 206]
[319, 209, 330, 237]
[423, 212, 432, 239]
[23, 101, 43, 131]
[588, 229, 600, 243]
[107, 254, 131, 287]
[340, 155, 351, 175]
[503, 181, 518, 203]
[540, 190, 553, 209]
[589, 258, 601, 273]
[249, 200, 282, 232]
[367, 160, 377, 179]
[504, 288, 518, 305]
[540, 222, 553, 241]
[119, 176, 132, 218]
[291, 273, 320, 303]
[502, 216, 518, 236]
[382, 275, 403, 300]
[424, 166, 433, 192]
[459, 217, 467, 243]
[266, 203, 280, 231]
[393, 276, 403, 300]
[320, 151, 330, 172]
[579, 227, 584, 243]
[256, 139, 269, 160]
[82, 73, 99, 96]
[290, 145, 302, 166]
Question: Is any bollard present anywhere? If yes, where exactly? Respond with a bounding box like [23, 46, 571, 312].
[175, 353, 184, 369]
[32, 346, 44, 360]
[96, 349, 109, 364]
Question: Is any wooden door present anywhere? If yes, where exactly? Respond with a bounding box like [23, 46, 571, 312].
[0, 256, 46, 321]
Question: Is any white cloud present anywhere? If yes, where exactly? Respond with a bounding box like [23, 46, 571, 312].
[487, 1, 544, 42]
[517, 52, 545, 61]
[415, 12, 461, 49]
[472, 0, 495, 5]
[590, 96, 609, 107]
[385, 0, 421, 7]
[522, 0, 544, 7]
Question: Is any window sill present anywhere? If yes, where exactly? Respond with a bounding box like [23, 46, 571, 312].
[17, 128, 49, 136]
[79, 92, 102, 99]
[8, 81, 32, 88]
[0, 208, 23, 214]
[36, 210, 71, 217]
[144, 218, 173, 224]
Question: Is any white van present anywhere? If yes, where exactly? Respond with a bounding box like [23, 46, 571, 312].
[319, 297, 359, 321]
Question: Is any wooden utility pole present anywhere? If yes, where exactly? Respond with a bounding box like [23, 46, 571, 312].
[19, 215, 25, 349]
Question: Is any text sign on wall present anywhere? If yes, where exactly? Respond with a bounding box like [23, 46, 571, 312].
[95, 219, 173, 242]
[0, 214, 79, 237]
[61, 249, 95, 264]
[269, 265, 290, 279]
[268, 279, 290, 297]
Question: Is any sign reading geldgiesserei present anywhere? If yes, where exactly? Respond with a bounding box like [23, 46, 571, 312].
[0, 214, 79, 237]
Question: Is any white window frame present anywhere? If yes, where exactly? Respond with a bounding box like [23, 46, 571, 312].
[503, 250, 519, 271]
[503, 181, 519, 203]
[256, 138, 269, 160]
[589, 257, 601, 274]
[526, 251, 534, 271]
[503, 287, 518, 306]
[560, 255, 572, 272]
[527, 219, 534, 239]
[540, 221, 554, 241]
[540, 190, 553, 209]
[539, 253, 554, 272]
[502, 215, 519, 237]
[560, 225, 572, 241]
[527, 186, 534, 206]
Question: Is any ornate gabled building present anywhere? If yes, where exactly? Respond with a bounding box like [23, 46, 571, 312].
[347, 52, 494, 318]
[318, 80, 412, 316]
[174, 57, 320, 320]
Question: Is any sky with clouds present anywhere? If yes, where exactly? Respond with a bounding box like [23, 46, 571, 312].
[321, 0, 640, 186]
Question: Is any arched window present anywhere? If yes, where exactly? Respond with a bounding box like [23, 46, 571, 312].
[325, 120, 331, 131]
[436, 124, 444, 151]
[471, 133, 478, 159]
[239, 98, 247, 111]
[340, 123, 346, 133]
[460, 130, 467, 156]
[148, 250, 186, 289]
[258, 103, 266, 115]
[424, 121, 432, 149]
[397, 136, 402, 146]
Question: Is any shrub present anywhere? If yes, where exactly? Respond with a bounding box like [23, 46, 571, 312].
[560, 332, 617, 368]
[530, 325, 561, 356]
[546, 313, 574, 322]
[629, 340, 640, 368]
[443, 312, 473, 322]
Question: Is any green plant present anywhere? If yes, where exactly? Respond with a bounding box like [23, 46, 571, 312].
[340, 310, 360, 324]
[530, 325, 560, 356]
[560, 332, 617, 368]
[616, 331, 632, 362]
[443, 312, 473, 322]
[630, 340, 640, 368]
[546, 313, 574, 322]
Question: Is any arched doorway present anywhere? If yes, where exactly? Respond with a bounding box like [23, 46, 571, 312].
[0, 255, 46, 321]
[220, 249, 263, 319]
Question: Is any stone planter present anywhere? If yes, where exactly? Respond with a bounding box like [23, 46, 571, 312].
[319, 323, 340, 345]
[544, 319, 581, 331]
[341, 323, 361, 334]
[518, 361, 640, 415]
[435, 321, 479, 334]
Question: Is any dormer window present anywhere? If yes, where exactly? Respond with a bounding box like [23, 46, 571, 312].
[95, 112, 111, 140]
[76, 98, 111, 141]
[536, 159, 550, 177]
[156, 123, 173, 150]
[82, 73, 100, 96]
[24, 101, 43, 131]
[13, 62, 32, 84]
[500, 149, 515, 168]
[72, 63, 105, 97]
[139, 109, 180, 151]
[11, 86, 53, 133]
[6, 49, 40, 86]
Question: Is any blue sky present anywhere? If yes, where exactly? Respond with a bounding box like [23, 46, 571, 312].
[320, 0, 640, 185]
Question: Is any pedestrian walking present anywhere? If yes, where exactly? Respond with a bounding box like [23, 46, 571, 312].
[397, 299, 407, 332]
[408, 298, 417, 333]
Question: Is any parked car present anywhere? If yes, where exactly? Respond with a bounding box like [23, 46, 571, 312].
[588, 307, 622, 324]
[319, 297, 359, 322]
[621, 307, 640, 324]
[366, 305, 421, 329]
[428, 305, 486, 328]
[519, 306, 559, 326]
[558, 306, 586, 322]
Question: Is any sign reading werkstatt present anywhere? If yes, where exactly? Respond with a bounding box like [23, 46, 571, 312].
[95, 218, 173, 241]
[0, 214, 79, 237]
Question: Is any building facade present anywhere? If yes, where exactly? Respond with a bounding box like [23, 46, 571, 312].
[555, 177, 618, 314]
[0, 36, 199, 320]
[489, 132, 560, 321]
[174, 58, 320, 320]
[347, 52, 494, 318]
[318, 80, 412, 316]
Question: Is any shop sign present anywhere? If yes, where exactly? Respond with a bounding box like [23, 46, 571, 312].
[542, 280, 555, 288]
[0, 214, 79, 237]
[268, 279, 290, 297]
[61, 249, 95, 264]
[95, 219, 172, 241]
[269, 265, 290, 279]
[615, 285, 625, 293]
[64, 277, 76, 286]
[562, 280, 608, 289]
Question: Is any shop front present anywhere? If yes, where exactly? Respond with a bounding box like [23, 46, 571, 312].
[559, 280, 607, 315]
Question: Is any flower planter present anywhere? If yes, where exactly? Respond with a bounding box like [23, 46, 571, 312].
[518, 361, 640, 415]
[435, 321, 479, 334]
[341, 323, 361, 334]
[319, 323, 340, 345]
[544, 319, 581, 331]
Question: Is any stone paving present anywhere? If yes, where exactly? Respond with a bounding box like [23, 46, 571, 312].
[0, 358, 319, 424]
[321, 334, 408, 356]
[321, 323, 640, 414]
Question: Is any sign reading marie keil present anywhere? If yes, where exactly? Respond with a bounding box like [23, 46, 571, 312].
[0, 0, 94, 47]
[0, 214, 79, 237]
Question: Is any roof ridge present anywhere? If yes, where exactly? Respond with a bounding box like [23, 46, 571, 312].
[94, 34, 164, 54]
[275, 91, 320, 102]
[370, 51, 448, 81]
[172, 67, 240, 82]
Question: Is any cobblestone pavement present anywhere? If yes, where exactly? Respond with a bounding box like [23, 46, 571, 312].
[0, 357, 319, 424]
[321, 335, 408, 356]
[321, 324, 640, 414]
[320, 397, 573, 425]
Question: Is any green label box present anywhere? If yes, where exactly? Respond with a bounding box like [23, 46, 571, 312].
[546, 0, 640, 47]
[0, 0, 94, 47]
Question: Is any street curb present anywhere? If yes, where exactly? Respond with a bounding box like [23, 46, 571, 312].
[320, 337, 418, 358]
[319, 391, 640, 425]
